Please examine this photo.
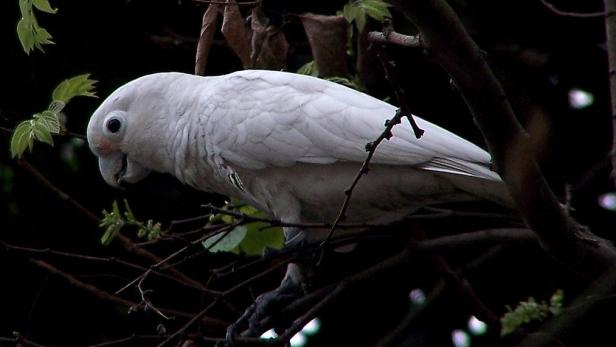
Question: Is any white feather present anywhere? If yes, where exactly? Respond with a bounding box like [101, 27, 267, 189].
[88, 70, 512, 240]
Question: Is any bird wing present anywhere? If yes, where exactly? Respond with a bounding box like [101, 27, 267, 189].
[206, 70, 499, 181]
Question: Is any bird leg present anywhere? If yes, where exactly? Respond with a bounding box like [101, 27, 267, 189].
[225, 263, 307, 344]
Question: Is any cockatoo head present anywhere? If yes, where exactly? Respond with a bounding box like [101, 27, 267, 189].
[87, 74, 180, 188]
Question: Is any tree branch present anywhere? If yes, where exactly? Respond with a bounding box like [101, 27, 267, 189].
[28, 259, 227, 327]
[603, 0, 616, 184]
[399, 0, 616, 275]
[368, 31, 421, 48]
[539, 0, 605, 18]
[0, 239, 216, 294]
[17, 159, 211, 295]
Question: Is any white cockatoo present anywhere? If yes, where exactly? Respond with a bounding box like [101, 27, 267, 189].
[87, 70, 511, 335]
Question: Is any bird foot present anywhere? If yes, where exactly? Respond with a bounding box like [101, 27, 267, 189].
[225, 273, 305, 345]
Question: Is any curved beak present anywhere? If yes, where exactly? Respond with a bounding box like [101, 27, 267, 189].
[98, 153, 151, 188]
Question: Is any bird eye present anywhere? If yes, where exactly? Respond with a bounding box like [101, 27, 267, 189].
[106, 118, 122, 133]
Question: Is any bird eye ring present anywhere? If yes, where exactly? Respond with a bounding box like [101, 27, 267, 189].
[106, 118, 122, 133]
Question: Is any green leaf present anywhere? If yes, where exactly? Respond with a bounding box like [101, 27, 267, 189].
[203, 201, 284, 255]
[297, 60, 319, 76]
[360, 0, 392, 21]
[35, 110, 61, 134]
[342, 3, 358, 23]
[16, 17, 34, 54]
[10, 121, 34, 158]
[326, 76, 364, 91]
[52, 74, 98, 103]
[342, 0, 391, 32]
[31, 119, 54, 145]
[16, 0, 56, 54]
[238, 222, 284, 256]
[33, 25, 54, 50]
[355, 9, 367, 32]
[32, 0, 57, 14]
[99, 201, 125, 246]
[202, 226, 247, 253]
[500, 290, 564, 336]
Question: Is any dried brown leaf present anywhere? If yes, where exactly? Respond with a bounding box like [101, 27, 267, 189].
[250, 7, 288, 70]
[300, 13, 348, 77]
[221, 0, 252, 68]
[195, 4, 222, 75]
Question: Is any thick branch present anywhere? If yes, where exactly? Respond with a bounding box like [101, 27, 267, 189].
[368, 31, 421, 48]
[604, 0, 616, 182]
[400, 0, 616, 275]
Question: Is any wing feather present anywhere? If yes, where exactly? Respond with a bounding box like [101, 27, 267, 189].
[206, 70, 498, 180]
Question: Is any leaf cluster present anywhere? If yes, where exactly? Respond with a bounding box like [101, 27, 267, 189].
[342, 0, 392, 32]
[99, 200, 162, 246]
[10, 74, 97, 158]
[202, 201, 284, 256]
[17, 0, 57, 54]
[500, 289, 564, 336]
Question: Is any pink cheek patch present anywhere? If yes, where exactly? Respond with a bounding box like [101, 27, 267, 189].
[96, 140, 116, 155]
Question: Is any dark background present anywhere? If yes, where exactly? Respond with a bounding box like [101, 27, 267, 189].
[1, 0, 614, 346]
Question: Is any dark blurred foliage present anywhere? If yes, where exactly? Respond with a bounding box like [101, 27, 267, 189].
[0, 0, 614, 346]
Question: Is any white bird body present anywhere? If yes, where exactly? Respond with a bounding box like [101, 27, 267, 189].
[87, 70, 511, 243]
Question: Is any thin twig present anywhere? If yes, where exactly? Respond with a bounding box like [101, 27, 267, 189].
[137, 272, 173, 320]
[376, 281, 447, 347]
[317, 48, 425, 257]
[115, 224, 236, 295]
[378, 47, 425, 139]
[28, 259, 226, 326]
[88, 334, 164, 347]
[317, 108, 406, 259]
[158, 300, 219, 347]
[539, 0, 605, 18]
[18, 159, 100, 223]
[17, 158, 212, 295]
[0, 335, 46, 347]
[0, 239, 217, 294]
[203, 203, 379, 229]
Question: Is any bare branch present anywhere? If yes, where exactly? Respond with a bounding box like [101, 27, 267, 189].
[399, 0, 616, 275]
[17, 159, 211, 295]
[539, 0, 605, 18]
[318, 108, 406, 255]
[603, 0, 616, 183]
[203, 203, 380, 229]
[368, 31, 421, 48]
[18, 159, 99, 223]
[378, 47, 425, 139]
[0, 335, 46, 347]
[0, 239, 217, 294]
[115, 224, 236, 295]
[28, 259, 227, 326]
